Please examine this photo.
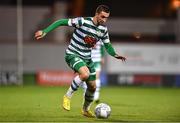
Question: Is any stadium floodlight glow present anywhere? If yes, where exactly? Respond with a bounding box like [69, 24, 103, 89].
[171, 0, 180, 10]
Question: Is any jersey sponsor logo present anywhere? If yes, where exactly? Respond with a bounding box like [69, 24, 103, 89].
[84, 35, 97, 47]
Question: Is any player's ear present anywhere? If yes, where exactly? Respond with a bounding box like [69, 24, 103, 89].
[95, 12, 98, 16]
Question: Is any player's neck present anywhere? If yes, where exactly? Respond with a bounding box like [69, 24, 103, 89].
[92, 16, 98, 26]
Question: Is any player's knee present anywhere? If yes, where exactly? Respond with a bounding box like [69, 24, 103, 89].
[80, 72, 89, 81]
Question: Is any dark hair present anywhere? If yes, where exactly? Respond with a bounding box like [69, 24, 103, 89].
[96, 5, 110, 14]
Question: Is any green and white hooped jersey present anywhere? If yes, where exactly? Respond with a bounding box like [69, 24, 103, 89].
[66, 17, 110, 60]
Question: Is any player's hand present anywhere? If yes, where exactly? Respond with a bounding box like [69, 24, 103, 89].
[114, 54, 126, 62]
[34, 30, 46, 40]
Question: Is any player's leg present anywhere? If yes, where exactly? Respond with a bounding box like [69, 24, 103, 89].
[63, 66, 89, 111]
[82, 62, 96, 117]
[63, 54, 89, 111]
[80, 62, 101, 103]
[82, 80, 96, 117]
[65, 66, 89, 98]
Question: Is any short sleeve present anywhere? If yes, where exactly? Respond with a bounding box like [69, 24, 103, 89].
[68, 17, 84, 28]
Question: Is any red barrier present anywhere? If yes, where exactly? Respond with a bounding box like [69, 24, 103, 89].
[37, 71, 75, 86]
[134, 75, 162, 85]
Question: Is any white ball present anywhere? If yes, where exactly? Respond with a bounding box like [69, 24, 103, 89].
[94, 103, 111, 118]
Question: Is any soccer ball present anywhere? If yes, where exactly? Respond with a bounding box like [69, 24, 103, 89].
[94, 103, 111, 118]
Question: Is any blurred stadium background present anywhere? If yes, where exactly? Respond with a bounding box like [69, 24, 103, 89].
[0, 0, 180, 122]
[1, 0, 180, 87]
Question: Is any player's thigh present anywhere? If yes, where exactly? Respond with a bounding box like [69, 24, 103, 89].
[65, 54, 90, 79]
[65, 54, 85, 72]
[78, 66, 90, 80]
[78, 66, 89, 75]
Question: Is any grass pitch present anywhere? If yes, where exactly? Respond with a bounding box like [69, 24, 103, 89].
[0, 86, 180, 122]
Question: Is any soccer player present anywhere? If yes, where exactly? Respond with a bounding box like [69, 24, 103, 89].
[35, 5, 126, 118]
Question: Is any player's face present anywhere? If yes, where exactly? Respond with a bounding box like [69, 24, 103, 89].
[96, 11, 110, 25]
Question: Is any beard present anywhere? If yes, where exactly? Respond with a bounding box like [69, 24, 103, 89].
[97, 20, 104, 26]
